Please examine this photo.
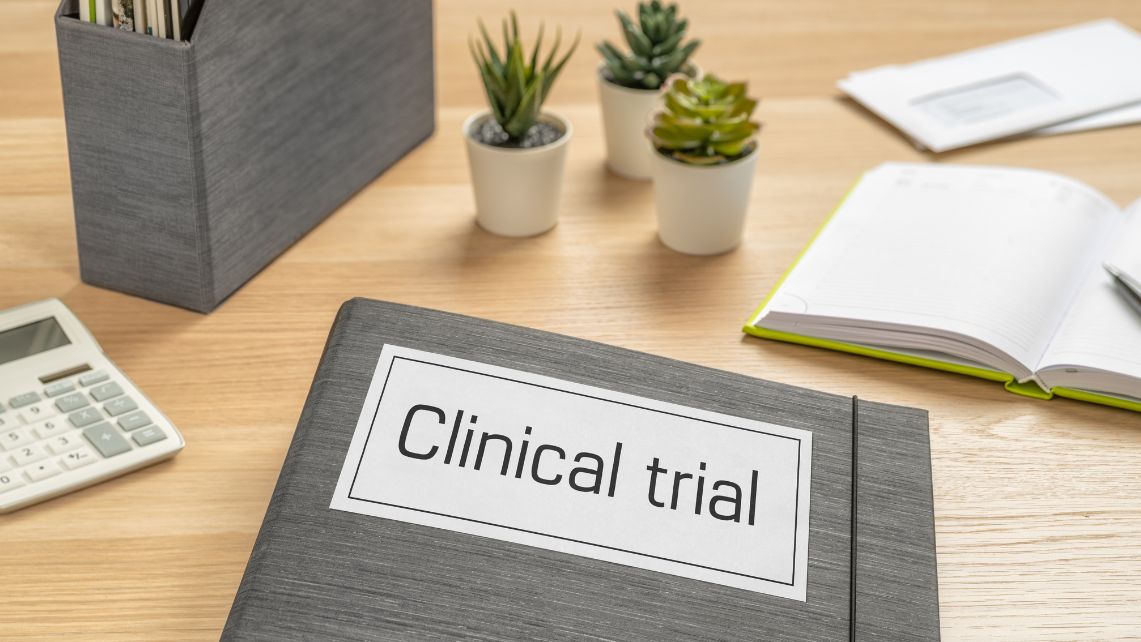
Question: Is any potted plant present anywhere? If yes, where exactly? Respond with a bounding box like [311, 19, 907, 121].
[647, 75, 761, 255]
[596, 1, 700, 180]
[465, 13, 579, 237]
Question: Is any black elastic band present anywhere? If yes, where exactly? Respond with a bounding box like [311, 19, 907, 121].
[849, 395, 859, 642]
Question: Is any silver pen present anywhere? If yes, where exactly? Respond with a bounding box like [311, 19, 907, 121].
[1105, 262, 1141, 317]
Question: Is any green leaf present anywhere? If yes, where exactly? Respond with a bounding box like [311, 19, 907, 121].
[502, 17, 511, 60]
[542, 26, 563, 72]
[645, 13, 664, 42]
[729, 97, 757, 118]
[541, 30, 579, 102]
[673, 151, 725, 165]
[652, 29, 684, 56]
[477, 20, 502, 70]
[711, 139, 755, 157]
[618, 11, 653, 57]
[530, 22, 544, 73]
[504, 74, 542, 139]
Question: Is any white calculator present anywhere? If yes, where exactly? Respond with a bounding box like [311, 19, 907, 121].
[0, 299, 184, 513]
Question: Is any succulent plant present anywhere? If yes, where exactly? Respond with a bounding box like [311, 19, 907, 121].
[596, 1, 700, 90]
[647, 75, 760, 166]
[470, 12, 579, 142]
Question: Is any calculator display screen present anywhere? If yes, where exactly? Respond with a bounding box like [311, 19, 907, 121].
[0, 318, 70, 366]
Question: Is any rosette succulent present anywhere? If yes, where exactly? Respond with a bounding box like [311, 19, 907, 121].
[597, 1, 700, 90]
[648, 75, 760, 165]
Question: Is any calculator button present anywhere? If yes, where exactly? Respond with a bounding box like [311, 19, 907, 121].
[82, 423, 131, 458]
[11, 443, 49, 467]
[89, 382, 124, 402]
[78, 370, 110, 387]
[55, 392, 90, 413]
[9, 391, 41, 408]
[68, 407, 103, 428]
[0, 427, 34, 451]
[44, 381, 76, 397]
[25, 460, 63, 482]
[0, 414, 13, 430]
[17, 401, 57, 424]
[117, 410, 152, 432]
[0, 456, 10, 473]
[46, 433, 83, 455]
[31, 418, 69, 440]
[132, 426, 167, 447]
[0, 471, 26, 493]
[104, 397, 138, 417]
[60, 447, 97, 470]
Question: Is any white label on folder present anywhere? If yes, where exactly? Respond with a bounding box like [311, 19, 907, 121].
[330, 345, 813, 601]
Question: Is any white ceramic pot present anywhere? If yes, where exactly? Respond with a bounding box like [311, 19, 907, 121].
[597, 64, 700, 181]
[597, 67, 662, 180]
[650, 148, 759, 255]
[463, 111, 571, 237]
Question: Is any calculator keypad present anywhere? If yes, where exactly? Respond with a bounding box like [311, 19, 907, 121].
[0, 371, 170, 498]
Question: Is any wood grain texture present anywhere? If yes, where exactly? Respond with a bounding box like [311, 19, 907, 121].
[2, 0, 1140, 640]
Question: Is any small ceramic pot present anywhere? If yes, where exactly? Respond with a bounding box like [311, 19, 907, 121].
[463, 111, 572, 237]
[597, 66, 663, 180]
[649, 147, 759, 255]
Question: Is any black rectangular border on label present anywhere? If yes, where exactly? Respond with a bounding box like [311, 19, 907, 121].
[347, 352, 806, 588]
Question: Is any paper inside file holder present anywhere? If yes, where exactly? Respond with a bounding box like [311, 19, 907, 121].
[913, 73, 1060, 128]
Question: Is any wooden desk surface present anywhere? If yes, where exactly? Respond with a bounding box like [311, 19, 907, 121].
[3, 1, 1140, 639]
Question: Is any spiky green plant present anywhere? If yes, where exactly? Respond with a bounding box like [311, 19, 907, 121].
[469, 12, 579, 142]
[648, 75, 760, 165]
[596, 1, 700, 90]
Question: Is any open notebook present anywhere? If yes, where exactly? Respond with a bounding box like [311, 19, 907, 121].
[745, 162, 1141, 413]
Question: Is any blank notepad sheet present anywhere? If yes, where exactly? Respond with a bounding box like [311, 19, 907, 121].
[766, 163, 1117, 372]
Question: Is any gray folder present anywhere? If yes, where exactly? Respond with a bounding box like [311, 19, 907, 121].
[222, 299, 940, 640]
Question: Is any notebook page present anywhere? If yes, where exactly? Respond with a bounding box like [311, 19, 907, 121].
[761, 163, 1119, 374]
[1038, 200, 1141, 391]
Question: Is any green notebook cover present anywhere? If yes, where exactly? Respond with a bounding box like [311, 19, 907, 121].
[743, 180, 1141, 415]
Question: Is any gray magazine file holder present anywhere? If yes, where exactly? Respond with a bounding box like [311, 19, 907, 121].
[222, 299, 941, 641]
[54, 0, 435, 312]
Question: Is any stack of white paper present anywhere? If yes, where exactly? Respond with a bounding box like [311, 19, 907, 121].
[839, 20, 1141, 152]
